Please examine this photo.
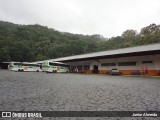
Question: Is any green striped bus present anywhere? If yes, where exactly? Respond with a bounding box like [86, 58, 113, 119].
[8, 62, 41, 72]
[42, 61, 69, 73]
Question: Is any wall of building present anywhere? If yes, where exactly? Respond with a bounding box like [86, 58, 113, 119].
[66, 54, 160, 76]
[152, 54, 160, 76]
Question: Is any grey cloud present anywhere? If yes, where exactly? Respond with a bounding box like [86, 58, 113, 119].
[0, 0, 160, 38]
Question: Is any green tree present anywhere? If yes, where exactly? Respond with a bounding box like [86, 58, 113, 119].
[122, 29, 137, 37]
[140, 23, 160, 35]
[35, 54, 48, 61]
[0, 47, 11, 61]
[0, 21, 160, 62]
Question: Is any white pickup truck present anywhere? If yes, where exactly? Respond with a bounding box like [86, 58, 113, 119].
[109, 68, 120, 75]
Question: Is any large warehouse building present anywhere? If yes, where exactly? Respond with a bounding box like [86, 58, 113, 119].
[34, 43, 160, 76]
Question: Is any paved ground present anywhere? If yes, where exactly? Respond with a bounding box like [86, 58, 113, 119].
[0, 70, 160, 120]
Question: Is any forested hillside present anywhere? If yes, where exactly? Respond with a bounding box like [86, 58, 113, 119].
[0, 21, 160, 62]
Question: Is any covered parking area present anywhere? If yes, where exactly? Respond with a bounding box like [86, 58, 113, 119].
[0, 62, 10, 69]
[32, 43, 160, 76]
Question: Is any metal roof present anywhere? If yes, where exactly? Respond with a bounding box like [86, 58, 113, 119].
[32, 43, 160, 63]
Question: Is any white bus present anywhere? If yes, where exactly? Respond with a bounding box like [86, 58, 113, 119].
[42, 61, 69, 73]
[8, 62, 41, 72]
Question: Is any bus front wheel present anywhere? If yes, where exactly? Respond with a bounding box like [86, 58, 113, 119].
[53, 70, 57, 73]
[18, 69, 24, 72]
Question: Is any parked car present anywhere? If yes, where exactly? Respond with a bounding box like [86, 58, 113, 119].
[109, 68, 120, 75]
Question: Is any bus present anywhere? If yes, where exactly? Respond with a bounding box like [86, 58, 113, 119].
[42, 61, 69, 73]
[8, 62, 41, 72]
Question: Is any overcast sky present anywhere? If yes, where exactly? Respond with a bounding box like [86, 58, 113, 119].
[0, 0, 160, 38]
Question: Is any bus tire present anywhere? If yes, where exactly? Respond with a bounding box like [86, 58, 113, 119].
[54, 70, 57, 73]
[36, 70, 39, 72]
[21, 69, 24, 72]
[18, 69, 21, 72]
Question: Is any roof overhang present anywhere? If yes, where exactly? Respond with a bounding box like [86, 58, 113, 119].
[32, 43, 160, 63]
[57, 49, 160, 62]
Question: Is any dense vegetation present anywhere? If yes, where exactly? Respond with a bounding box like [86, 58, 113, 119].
[0, 21, 160, 62]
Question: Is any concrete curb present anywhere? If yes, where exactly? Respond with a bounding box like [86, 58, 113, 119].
[121, 75, 160, 78]
[70, 73, 160, 78]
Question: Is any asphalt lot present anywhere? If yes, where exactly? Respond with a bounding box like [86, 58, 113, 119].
[0, 70, 160, 120]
